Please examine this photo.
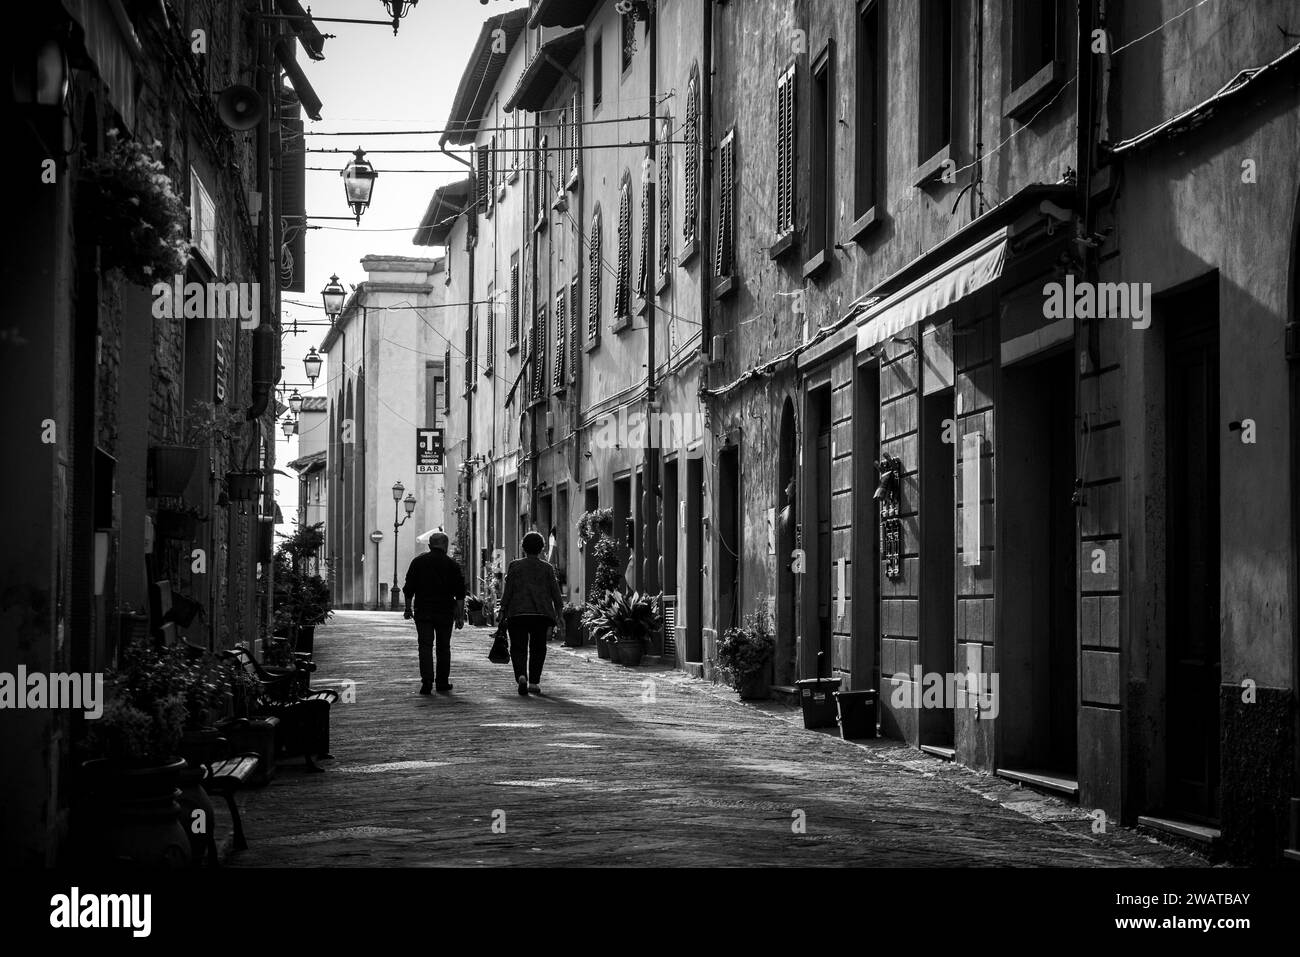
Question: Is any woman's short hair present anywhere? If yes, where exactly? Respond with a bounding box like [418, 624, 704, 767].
[522, 531, 545, 555]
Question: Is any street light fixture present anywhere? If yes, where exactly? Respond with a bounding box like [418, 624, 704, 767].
[281, 417, 296, 438]
[303, 347, 323, 385]
[390, 482, 416, 610]
[289, 390, 304, 414]
[11, 35, 69, 107]
[369, 530, 385, 610]
[321, 274, 347, 318]
[341, 148, 378, 225]
[381, 0, 419, 35]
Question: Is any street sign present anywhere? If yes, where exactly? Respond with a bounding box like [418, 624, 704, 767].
[416, 427, 443, 474]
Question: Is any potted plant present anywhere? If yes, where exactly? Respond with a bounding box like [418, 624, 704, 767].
[561, 601, 585, 647]
[272, 529, 333, 656]
[716, 607, 776, 700]
[584, 590, 663, 667]
[183, 401, 263, 504]
[78, 640, 231, 867]
[155, 501, 207, 541]
[79, 131, 190, 286]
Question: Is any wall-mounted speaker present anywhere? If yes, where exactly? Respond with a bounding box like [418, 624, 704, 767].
[217, 85, 265, 131]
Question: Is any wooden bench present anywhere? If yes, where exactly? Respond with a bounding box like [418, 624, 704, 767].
[204, 754, 260, 855]
[224, 647, 338, 772]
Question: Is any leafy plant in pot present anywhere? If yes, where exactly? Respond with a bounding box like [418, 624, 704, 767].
[79, 640, 231, 867]
[562, 601, 585, 647]
[183, 400, 262, 505]
[154, 501, 207, 541]
[582, 523, 627, 658]
[716, 607, 776, 700]
[271, 533, 333, 656]
[584, 590, 663, 667]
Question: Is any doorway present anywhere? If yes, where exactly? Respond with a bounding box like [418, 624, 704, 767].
[1000, 348, 1078, 777]
[777, 400, 798, 686]
[812, 387, 833, 678]
[1164, 288, 1221, 823]
[921, 387, 956, 748]
[685, 456, 705, 661]
[717, 445, 740, 633]
[583, 483, 599, 600]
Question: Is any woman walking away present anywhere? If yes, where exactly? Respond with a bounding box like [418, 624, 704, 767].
[500, 531, 565, 696]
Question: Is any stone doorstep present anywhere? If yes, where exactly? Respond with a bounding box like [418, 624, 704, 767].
[919, 744, 956, 761]
[995, 768, 1080, 798]
[1283, 848, 1300, 866]
[1136, 815, 1222, 849]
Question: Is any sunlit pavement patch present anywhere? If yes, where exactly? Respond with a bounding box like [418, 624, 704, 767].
[546, 742, 600, 749]
[334, 760, 449, 774]
[261, 826, 422, 845]
[490, 778, 593, 788]
[479, 722, 543, 728]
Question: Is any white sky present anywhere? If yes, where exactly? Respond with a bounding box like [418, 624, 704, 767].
[274, 0, 519, 526]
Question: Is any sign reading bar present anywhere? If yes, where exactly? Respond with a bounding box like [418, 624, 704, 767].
[416, 428, 443, 474]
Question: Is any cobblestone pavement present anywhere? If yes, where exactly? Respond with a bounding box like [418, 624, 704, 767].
[231, 611, 1208, 867]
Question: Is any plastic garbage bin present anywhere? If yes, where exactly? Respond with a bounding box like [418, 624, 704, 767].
[834, 689, 878, 739]
[796, 677, 843, 729]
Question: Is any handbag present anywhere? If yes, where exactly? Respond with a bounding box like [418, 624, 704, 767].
[487, 626, 511, 664]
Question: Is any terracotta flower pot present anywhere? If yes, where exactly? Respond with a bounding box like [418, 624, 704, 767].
[225, 470, 262, 502]
[149, 446, 199, 498]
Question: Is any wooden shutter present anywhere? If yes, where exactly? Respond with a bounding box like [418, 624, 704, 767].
[716, 130, 735, 276]
[570, 89, 583, 180]
[463, 322, 472, 394]
[777, 67, 796, 235]
[509, 257, 520, 348]
[444, 347, 451, 408]
[683, 72, 699, 245]
[659, 117, 672, 278]
[637, 178, 651, 297]
[536, 133, 549, 228]
[553, 288, 566, 392]
[588, 212, 601, 342]
[569, 275, 581, 383]
[484, 282, 495, 376]
[533, 304, 547, 402]
[477, 143, 489, 212]
[616, 181, 631, 318]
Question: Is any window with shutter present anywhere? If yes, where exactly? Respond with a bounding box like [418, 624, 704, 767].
[486, 135, 496, 218]
[615, 178, 631, 321]
[444, 347, 451, 409]
[484, 281, 495, 376]
[569, 89, 583, 186]
[683, 69, 699, 249]
[552, 288, 566, 393]
[535, 133, 549, 232]
[776, 66, 796, 237]
[532, 304, 547, 403]
[658, 116, 672, 284]
[477, 143, 489, 213]
[508, 254, 520, 349]
[463, 322, 472, 396]
[588, 210, 602, 343]
[637, 178, 651, 298]
[569, 275, 581, 382]
[715, 130, 735, 277]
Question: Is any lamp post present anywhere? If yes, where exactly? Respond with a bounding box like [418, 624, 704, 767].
[303, 347, 323, 386]
[369, 530, 384, 610]
[341, 148, 378, 225]
[391, 482, 416, 609]
[289, 390, 304, 415]
[321, 274, 346, 319]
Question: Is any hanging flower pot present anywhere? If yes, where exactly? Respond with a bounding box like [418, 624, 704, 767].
[225, 470, 262, 502]
[149, 446, 200, 498]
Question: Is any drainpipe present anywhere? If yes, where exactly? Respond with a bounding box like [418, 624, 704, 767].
[643, 3, 660, 597]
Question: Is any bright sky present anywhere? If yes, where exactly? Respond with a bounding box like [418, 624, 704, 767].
[274, 0, 519, 526]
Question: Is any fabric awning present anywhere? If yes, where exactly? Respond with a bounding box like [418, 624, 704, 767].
[275, 40, 321, 121]
[854, 227, 1008, 354]
[61, 0, 141, 131]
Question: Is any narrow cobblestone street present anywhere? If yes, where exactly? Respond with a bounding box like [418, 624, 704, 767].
[230, 612, 1207, 867]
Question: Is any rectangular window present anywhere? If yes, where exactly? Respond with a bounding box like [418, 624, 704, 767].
[509, 253, 520, 350]
[477, 143, 490, 213]
[553, 288, 567, 393]
[715, 129, 736, 278]
[535, 132, 549, 232]
[190, 168, 217, 269]
[486, 136, 496, 218]
[593, 33, 603, 111]
[1013, 0, 1057, 88]
[855, 0, 882, 221]
[621, 14, 636, 72]
[484, 280, 495, 377]
[919, 0, 953, 163]
[568, 88, 583, 185]
[776, 65, 797, 239]
[808, 46, 833, 270]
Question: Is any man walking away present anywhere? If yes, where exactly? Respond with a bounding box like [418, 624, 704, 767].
[499, 531, 564, 696]
[403, 531, 465, 694]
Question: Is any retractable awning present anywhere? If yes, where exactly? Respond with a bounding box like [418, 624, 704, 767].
[275, 39, 322, 121]
[854, 227, 1008, 354]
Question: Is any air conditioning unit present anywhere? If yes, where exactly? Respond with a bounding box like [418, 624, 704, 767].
[710, 335, 726, 364]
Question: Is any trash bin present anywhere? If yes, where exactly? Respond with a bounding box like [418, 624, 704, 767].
[834, 689, 878, 739]
[795, 677, 843, 729]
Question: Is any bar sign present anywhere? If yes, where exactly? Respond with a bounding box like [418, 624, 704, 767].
[416, 427, 443, 474]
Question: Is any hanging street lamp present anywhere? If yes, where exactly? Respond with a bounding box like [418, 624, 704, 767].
[381, 0, 419, 35]
[341, 148, 378, 225]
[303, 347, 323, 386]
[289, 389, 304, 415]
[321, 274, 347, 318]
[281, 417, 296, 439]
[11, 35, 69, 107]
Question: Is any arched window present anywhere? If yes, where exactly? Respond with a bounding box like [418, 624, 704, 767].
[683, 64, 700, 248]
[588, 206, 602, 344]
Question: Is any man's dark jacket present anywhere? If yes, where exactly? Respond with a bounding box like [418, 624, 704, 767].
[404, 549, 466, 619]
